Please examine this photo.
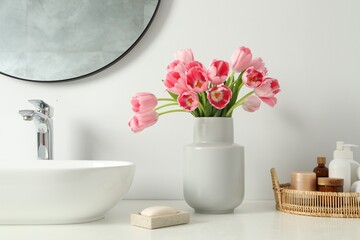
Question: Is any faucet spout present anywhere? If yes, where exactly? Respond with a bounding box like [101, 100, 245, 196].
[19, 100, 54, 160]
[19, 110, 35, 121]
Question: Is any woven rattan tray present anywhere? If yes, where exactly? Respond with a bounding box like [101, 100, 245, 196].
[271, 168, 360, 218]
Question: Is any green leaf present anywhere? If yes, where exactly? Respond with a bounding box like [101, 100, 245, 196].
[214, 109, 222, 117]
[166, 90, 178, 101]
[224, 71, 235, 87]
[221, 107, 229, 117]
[204, 101, 213, 117]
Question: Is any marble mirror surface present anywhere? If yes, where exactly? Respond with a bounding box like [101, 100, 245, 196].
[0, 0, 160, 82]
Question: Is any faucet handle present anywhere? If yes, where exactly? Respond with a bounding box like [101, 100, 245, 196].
[28, 99, 54, 118]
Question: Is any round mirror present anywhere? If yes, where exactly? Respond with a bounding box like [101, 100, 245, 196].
[0, 0, 160, 82]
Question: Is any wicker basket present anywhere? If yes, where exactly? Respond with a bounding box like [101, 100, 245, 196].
[271, 168, 360, 218]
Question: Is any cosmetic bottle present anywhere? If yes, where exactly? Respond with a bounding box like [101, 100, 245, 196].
[342, 144, 359, 185]
[351, 165, 360, 193]
[317, 177, 343, 192]
[351, 181, 360, 193]
[291, 172, 316, 191]
[313, 157, 329, 190]
[329, 141, 351, 192]
[313, 157, 328, 177]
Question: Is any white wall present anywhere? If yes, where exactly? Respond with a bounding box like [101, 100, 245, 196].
[1, 0, 360, 200]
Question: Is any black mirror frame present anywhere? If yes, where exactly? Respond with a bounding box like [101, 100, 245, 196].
[0, 0, 161, 82]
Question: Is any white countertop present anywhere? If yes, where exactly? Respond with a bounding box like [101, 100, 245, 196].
[0, 200, 359, 240]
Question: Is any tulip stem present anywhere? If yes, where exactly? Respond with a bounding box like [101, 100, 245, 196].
[155, 103, 179, 111]
[222, 71, 245, 117]
[197, 102, 206, 115]
[158, 109, 187, 116]
[158, 98, 177, 102]
[225, 71, 235, 87]
[226, 91, 254, 117]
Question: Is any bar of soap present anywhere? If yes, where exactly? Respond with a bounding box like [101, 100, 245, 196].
[131, 206, 190, 229]
[140, 206, 178, 217]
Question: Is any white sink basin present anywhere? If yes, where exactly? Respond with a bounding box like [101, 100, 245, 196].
[0, 160, 135, 224]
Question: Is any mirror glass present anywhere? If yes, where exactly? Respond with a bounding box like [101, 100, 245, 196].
[0, 0, 160, 82]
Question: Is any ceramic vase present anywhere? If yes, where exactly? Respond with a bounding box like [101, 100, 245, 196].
[183, 117, 244, 214]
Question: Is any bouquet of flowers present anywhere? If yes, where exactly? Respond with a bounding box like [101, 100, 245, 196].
[129, 46, 280, 133]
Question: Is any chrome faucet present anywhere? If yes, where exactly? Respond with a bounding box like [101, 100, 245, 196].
[19, 100, 54, 160]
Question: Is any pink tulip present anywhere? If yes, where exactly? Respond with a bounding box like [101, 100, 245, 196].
[242, 67, 265, 88]
[254, 77, 280, 107]
[186, 67, 209, 93]
[207, 85, 232, 109]
[251, 57, 268, 75]
[166, 60, 186, 73]
[178, 91, 199, 111]
[207, 59, 230, 85]
[131, 92, 158, 113]
[164, 70, 188, 95]
[128, 111, 159, 133]
[230, 46, 252, 72]
[242, 95, 261, 112]
[185, 61, 206, 71]
[174, 49, 194, 64]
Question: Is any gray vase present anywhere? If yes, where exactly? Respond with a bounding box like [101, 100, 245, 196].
[183, 117, 244, 214]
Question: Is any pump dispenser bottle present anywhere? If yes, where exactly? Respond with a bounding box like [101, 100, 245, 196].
[342, 144, 359, 185]
[329, 141, 351, 192]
